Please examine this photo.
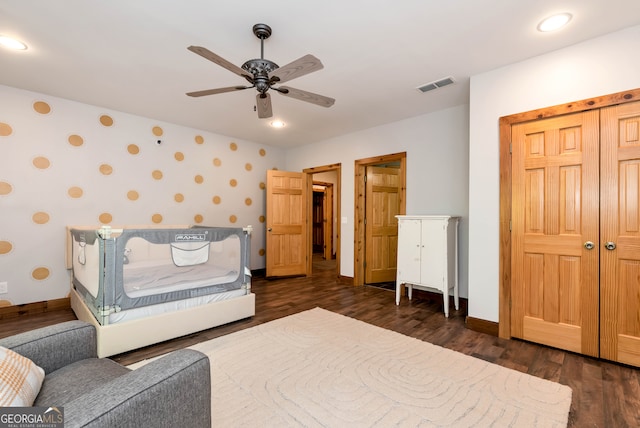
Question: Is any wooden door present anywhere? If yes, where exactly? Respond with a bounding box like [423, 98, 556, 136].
[600, 101, 640, 365]
[266, 170, 307, 277]
[312, 190, 324, 253]
[511, 111, 600, 357]
[365, 166, 399, 283]
[323, 184, 333, 260]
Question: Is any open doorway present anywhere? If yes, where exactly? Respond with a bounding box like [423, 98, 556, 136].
[304, 164, 341, 277]
[353, 152, 406, 286]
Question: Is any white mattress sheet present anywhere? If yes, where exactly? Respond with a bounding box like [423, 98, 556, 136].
[108, 288, 246, 324]
[123, 260, 239, 298]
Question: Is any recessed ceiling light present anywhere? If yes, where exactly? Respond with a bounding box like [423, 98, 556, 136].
[537, 13, 572, 32]
[0, 35, 28, 50]
[270, 120, 285, 128]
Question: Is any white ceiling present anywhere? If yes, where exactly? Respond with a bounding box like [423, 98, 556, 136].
[1, 1, 639, 148]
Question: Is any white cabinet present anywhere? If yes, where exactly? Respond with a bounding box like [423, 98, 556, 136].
[395, 215, 460, 317]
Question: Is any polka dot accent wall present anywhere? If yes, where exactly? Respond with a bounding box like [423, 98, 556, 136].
[0, 86, 283, 306]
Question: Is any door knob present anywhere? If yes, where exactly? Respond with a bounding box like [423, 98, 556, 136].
[584, 241, 594, 250]
[267, 227, 272, 232]
[605, 241, 616, 250]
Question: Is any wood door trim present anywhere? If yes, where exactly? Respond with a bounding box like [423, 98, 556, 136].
[498, 88, 640, 339]
[303, 164, 341, 278]
[354, 152, 406, 286]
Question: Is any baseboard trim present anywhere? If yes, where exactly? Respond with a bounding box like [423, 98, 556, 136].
[466, 316, 499, 337]
[0, 298, 71, 320]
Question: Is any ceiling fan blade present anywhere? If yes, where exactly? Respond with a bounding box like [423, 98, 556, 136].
[269, 54, 324, 84]
[187, 46, 251, 80]
[186, 86, 249, 97]
[277, 86, 335, 108]
[256, 93, 273, 118]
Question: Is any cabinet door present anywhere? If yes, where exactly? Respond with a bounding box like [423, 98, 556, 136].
[397, 219, 421, 283]
[420, 219, 446, 288]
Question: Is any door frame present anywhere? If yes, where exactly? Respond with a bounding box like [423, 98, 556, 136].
[303, 163, 341, 278]
[498, 88, 640, 339]
[354, 152, 407, 286]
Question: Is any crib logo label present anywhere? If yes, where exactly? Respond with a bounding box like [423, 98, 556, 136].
[175, 233, 207, 242]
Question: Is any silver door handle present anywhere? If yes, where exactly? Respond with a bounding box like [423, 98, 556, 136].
[584, 241, 594, 250]
[605, 242, 616, 250]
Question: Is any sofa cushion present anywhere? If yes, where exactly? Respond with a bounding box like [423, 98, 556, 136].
[0, 345, 45, 406]
[35, 358, 130, 407]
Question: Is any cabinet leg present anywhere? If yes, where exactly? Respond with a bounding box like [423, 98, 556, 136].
[395, 282, 401, 305]
[443, 293, 449, 317]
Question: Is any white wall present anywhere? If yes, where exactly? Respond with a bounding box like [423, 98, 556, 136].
[0, 85, 285, 306]
[286, 104, 470, 297]
[468, 25, 640, 322]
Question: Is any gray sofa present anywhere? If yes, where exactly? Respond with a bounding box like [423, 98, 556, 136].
[0, 320, 211, 428]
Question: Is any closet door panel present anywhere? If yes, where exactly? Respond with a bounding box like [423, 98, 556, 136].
[601, 101, 640, 365]
[512, 111, 600, 356]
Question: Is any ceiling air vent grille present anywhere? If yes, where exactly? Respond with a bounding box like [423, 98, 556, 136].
[417, 76, 455, 93]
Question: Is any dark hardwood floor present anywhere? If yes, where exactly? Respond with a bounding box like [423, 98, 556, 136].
[1, 256, 639, 427]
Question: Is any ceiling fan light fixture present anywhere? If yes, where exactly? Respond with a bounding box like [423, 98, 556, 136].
[537, 13, 572, 32]
[0, 35, 27, 50]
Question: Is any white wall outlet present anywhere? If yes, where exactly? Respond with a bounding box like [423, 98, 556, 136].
[0, 281, 7, 294]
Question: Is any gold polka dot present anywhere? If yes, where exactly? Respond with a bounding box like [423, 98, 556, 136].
[152, 126, 163, 136]
[245, 198, 252, 206]
[259, 148, 266, 157]
[32, 267, 50, 280]
[32, 212, 50, 224]
[194, 214, 203, 224]
[245, 163, 252, 171]
[229, 179, 237, 187]
[68, 134, 83, 147]
[258, 248, 265, 256]
[33, 156, 51, 169]
[152, 170, 163, 180]
[152, 213, 163, 224]
[212, 196, 221, 204]
[0, 241, 13, 255]
[174, 193, 184, 203]
[213, 158, 221, 167]
[99, 164, 113, 175]
[229, 142, 238, 151]
[127, 144, 140, 155]
[0, 181, 13, 195]
[174, 152, 184, 161]
[33, 101, 51, 114]
[259, 215, 265, 223]
[68, 186, 83, 198]
[194, 175, 204, 184]
[100, 115, 114, 126]
[127, 190, 139, 201]
[229, 215, 237, 223]
[99, 213, 113, 224]
[0, 123, 13, 136]
[259, 182, 266, 190]
[195, 135, 204, 145]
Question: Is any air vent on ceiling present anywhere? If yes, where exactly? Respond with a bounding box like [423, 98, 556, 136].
[416, 76, 455, 93]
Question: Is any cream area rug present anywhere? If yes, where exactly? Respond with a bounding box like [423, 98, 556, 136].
[187, 308, 572, 427]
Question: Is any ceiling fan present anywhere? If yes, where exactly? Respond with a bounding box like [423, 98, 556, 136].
[186, 23, 335, 119]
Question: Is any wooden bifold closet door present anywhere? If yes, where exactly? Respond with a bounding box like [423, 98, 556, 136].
[510, 100, 640, 366]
